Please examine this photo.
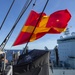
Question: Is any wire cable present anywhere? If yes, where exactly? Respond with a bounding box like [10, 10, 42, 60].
[0, 0, 33, 51]
[0, 0, 16, 30]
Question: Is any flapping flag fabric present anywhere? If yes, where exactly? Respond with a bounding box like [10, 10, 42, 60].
[13, 9, 71, 46]
[47, 9, 71, 33]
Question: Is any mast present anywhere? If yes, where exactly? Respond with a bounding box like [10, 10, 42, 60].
[54, 46, 59, 66]
[0, 0, 32, 51]
[22, 0, 49, 54]
[0, 0, 15, 30]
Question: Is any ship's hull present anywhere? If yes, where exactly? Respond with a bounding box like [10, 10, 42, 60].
[49, 68, 75, 75]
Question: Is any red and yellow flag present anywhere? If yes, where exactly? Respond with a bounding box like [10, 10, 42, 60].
[47, 9, 71, 33]
[13, 9, 71, 46]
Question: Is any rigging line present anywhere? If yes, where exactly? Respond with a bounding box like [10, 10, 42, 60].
[22, 0, 49, 54]
[0, 0, 33, 51]
[0, 0, 16, 30]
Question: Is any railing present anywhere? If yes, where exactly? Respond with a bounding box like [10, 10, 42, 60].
[7, 65, 13, 75]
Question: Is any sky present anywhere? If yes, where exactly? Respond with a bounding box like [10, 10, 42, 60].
[0, 0, 75, 50]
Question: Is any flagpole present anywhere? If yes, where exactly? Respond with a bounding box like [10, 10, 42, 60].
[22, 0, 49, 54]
[0, 0, 15, 30]
[0, 0, 32, 51]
